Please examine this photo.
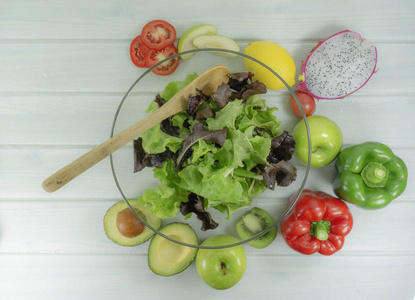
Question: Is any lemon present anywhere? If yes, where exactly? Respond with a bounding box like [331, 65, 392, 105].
[243, 41, 296, 90]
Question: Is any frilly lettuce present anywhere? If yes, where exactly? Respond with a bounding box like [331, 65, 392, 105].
[136, 73, 296, 224]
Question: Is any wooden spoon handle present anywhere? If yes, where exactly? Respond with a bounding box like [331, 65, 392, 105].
[42, 65, 229, 193]
[42, 99, 186, 193]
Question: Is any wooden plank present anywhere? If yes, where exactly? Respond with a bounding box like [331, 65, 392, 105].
[0, 146, 413, 200]
[0, 0, 414, 41]
[0, 254, 413, 300]
[0, 42, 414, 93]
[0, 147, 124, 200]
[0, 94, 122, 145]
[0, 195, 414, 254]
[0, 1, 413, 299]
[1, 94, 414, 147]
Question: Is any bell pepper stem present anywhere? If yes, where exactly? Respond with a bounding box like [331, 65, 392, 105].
[361, 162, 389, 188]
[309, 220, 330, 241]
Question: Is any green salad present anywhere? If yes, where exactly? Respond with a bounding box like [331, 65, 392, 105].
[133, 72, 296, 230]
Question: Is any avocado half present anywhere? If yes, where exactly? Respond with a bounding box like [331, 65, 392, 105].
[103, 199, 161, 247]
[148, 222, 198, 276]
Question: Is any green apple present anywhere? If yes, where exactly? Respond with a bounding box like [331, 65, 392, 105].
[177, 24, 217, 60]
[195, 234, 247, 290]
[192, 34, 240, 58]
[292, 115, 343, 167]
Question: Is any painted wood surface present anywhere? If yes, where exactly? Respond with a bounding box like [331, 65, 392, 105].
[0, 0, 414, 299]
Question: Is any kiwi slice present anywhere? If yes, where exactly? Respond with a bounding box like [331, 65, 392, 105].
[235, 207, 277, 249]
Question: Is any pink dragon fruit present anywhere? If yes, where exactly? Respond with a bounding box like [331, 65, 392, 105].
[297, 30, 377, 100]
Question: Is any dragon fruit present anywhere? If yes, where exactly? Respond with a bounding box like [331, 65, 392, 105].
[297, 30, 377, 100]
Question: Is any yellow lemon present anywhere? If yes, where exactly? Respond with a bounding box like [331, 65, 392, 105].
[243, 41, 296, 90]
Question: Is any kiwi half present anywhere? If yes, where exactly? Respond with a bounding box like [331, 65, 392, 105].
[235, 207, 277, 249]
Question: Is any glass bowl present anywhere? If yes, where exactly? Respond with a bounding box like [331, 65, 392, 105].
[110, 48, 311, 249]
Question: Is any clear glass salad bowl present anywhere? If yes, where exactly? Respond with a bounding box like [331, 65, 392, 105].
[110, 48, 311, 249]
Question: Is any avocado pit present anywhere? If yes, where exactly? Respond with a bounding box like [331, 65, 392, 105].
[116, 208, 146, 238]
[103, 199, 161, 247]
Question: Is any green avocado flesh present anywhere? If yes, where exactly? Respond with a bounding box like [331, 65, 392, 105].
[235, 207, 277, 249]
[148, 223, 198, 276]
[103, 199, 161, 247]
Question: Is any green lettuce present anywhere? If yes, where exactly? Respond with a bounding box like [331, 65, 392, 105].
[136, 73, 288, 221]
[141, 73, 199, 154]
[160, 73, 198, 101]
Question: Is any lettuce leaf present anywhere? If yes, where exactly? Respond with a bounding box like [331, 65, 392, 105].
[135, 72, 296, 225]
[160, 73, 198, 101]
[141, 123, 183, 154]
[176, 123, 228, 167]
[206, 99, 244, 130]
[180, 194, 219, 231]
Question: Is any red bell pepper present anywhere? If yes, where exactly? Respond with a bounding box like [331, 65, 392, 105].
[281, 189, 353, 255]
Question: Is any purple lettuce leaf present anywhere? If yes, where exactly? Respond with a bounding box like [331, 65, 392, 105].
[176, 122, 228, 167]
[180, 193, 219, 231]
[212, 82, 233, 108]
[212, 72, 267, 105]
[262, 160, 297, 190]
[160, 118, 180, 137]
[187, 89, 210, 115]
[260, 131, 297, 190]
[152, 93, 181, 137]
[267, 130, 296, 164]
[240, 80, 267, 100]
[133, 137, 176, 172]
[228, 72, 254, 91]
[195, 106, 214, 120]
[155, 93, 166, 107]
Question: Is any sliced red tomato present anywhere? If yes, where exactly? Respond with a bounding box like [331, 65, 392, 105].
[141, 20, 176, 50]
[130, 35, 150, 68]
[144, 44, 180, 76]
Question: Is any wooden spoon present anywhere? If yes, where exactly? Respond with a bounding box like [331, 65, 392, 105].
[42, 65, 230, 193]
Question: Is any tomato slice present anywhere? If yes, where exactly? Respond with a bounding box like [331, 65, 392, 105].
[130, 35, 150, 68]
[141, 20, 176, 50]
[144, 44, 180, 76]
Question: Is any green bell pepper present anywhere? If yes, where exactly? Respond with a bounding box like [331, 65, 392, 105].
[333, 142, 408, 209]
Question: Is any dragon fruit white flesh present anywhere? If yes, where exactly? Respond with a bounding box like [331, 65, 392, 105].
[297, 30, 377, 100]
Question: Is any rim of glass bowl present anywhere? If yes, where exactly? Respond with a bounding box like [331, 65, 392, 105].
[110, 48, 311, 249]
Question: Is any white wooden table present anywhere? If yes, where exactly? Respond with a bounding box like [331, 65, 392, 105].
[1, 1, 414, 299]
